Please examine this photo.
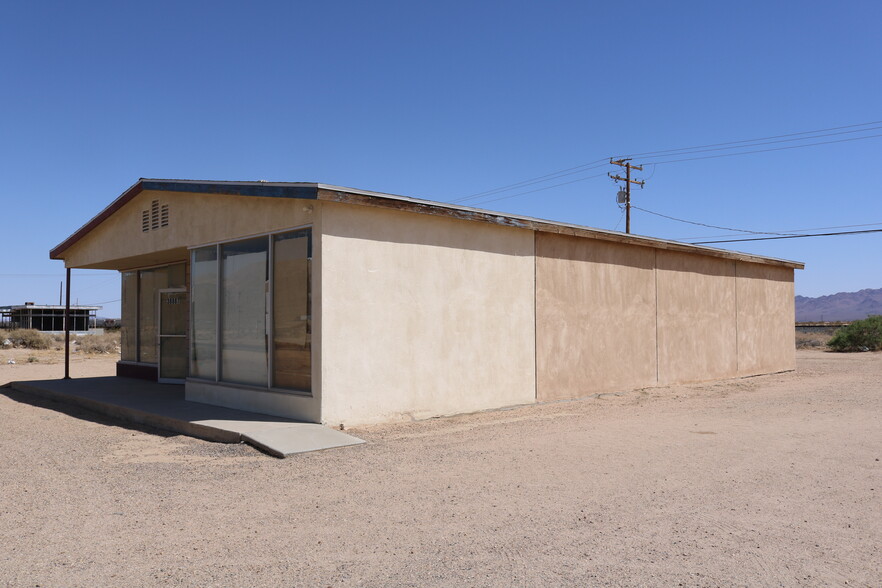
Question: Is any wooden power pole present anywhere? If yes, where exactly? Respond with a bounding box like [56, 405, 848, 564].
[609, 158, 645, 234]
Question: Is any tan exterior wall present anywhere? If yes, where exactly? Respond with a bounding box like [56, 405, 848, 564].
[60, 190, 317, 269]
[736, 262, 795, 376]
[536, 238, 794, 400]
[535, 234, 658, 400]
[319, 203, 536, 426]
[656, 251, 738, 385]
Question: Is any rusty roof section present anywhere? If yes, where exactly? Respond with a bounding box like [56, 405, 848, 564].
[50, 178, 805, 269]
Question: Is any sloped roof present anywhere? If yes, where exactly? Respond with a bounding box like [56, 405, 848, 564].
[50, 178, 804, 269]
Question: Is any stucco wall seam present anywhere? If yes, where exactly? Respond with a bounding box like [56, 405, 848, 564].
[533, 232, 539, 401]
[654, 249, 660, 384]
[734, 260, 739, 375]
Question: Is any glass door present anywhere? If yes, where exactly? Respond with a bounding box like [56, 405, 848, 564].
[158, 289, 188, 383]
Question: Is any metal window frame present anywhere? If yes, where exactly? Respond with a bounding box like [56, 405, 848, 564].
[187, 224, 313, 396]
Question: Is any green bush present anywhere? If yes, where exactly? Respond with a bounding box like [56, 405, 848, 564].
[1, 329, 53, 350]
[827, 316, 882, 352]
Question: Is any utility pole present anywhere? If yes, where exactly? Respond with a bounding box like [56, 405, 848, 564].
[609, 158, 645, 234]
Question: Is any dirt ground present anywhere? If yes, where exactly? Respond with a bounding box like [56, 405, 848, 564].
[0, 346, 119, 381]
[0, 350, 879, 587]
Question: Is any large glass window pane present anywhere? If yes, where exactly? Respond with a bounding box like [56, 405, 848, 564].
[273, 230, 312, 391]
[165, 263, 187, 289]
[221, 237, 268, 386]
[121, 272, 138, 361]
[138, 269, 159, 363]
[191, 247, 218, 379]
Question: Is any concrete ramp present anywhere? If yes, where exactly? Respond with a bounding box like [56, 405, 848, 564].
[242, 425, 363, 458]
[7, 377, 363, 458]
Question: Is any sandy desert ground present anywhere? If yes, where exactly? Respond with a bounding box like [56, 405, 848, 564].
[0, 349, 879, 587]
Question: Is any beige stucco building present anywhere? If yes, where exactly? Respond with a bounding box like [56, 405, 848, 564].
[51, 179, 803, 426]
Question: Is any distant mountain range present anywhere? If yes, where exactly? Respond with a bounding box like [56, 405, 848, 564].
[795, 288, 882, 322]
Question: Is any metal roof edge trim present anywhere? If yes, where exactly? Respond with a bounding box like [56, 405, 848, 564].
[49, 179, 321, 259]
[139, 180, 319, 199]
[50, 179, 145, 260]
[315, 185, 806, 270]
[50, 178, 805, 270]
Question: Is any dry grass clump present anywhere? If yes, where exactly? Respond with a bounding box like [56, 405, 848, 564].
[795, 331, 833, 349]
[2, 329, 122, 354]
[1, 329, 54, 350]
[76, 332, 121, 354]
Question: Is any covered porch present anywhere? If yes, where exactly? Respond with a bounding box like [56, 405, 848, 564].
[50, 181, 320, 422]
[7, 377, 361, 457]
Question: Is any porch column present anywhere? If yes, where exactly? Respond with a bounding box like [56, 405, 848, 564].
[64, 267, 71, 380]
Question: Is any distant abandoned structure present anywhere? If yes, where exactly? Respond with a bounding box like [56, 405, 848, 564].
[0, 303, 101, 333]
[50, 179, 803, 426]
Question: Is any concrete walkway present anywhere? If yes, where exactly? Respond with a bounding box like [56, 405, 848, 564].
[7, 377, 363, 458]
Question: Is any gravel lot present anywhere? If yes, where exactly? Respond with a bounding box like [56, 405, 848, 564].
[1, 350, 880, 587]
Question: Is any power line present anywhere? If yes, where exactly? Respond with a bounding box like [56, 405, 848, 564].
[615, 119, 882, 159]
[455, 119, 882, 204]
[613, 207, 626, 232]
[73, 275, 121, 297]
[692, 228, 882, 244]
[632, 125, 882, 161]
[454, 159, 609, 203]
[82, 298, 121, 305]
[633, 206, 882, 243]
[647, 132, 882, 166]
[465, 171, 610, 206]
[669, 221, 882, 241]
[631, 205, 794, 236]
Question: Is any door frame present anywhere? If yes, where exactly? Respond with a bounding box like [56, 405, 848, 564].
[157, 287, 188, 384]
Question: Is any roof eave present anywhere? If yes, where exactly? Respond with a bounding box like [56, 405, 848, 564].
[50, 179, 322, 260]
[315, 186, 806, 270]
[50, 178, 805, 270]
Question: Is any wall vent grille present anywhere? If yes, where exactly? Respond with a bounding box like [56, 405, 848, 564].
[141, 199, 170, 232]
[150, 200, 160, 230]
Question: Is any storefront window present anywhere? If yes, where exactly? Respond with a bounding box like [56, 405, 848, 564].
[191, 247, 217, 379]
[221, 237, 269, 387]
[120, 271, 137, 361]
[273, 230, 311, 390]
[189, 228, 312, 393]
[138, 269, 159, 363]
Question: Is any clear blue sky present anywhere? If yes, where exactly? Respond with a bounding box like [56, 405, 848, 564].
[2, 1, 880, 318]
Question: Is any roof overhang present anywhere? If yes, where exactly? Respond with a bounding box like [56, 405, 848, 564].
[50, 178, 805, 270]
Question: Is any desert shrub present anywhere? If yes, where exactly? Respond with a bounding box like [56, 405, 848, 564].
[77, 332, 121, 354]
[2, 329, 53, 350]
[827, 316, 882, 352]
